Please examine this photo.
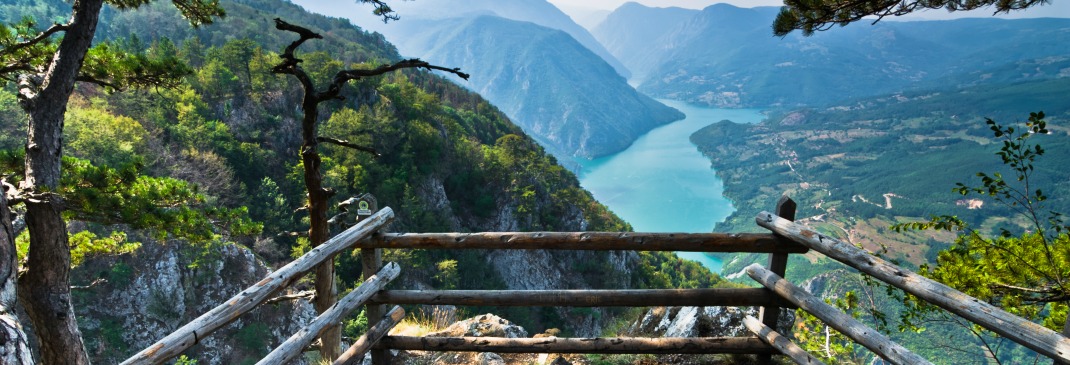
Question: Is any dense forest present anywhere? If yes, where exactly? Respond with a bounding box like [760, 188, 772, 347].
[0, 0, 726, 363]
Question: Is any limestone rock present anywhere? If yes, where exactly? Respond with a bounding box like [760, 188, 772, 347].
[428, 313, 528, 338]
[71, 241, 316, 365]
[633, 305, 795, 338]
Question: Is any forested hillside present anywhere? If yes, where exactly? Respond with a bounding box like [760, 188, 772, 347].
[385, 15, 684, 159]
[697, 78, 1070, 258]
[290, 0, 685, 161]
[0, 0, 722, 363]
[593, 2, 1070, 108]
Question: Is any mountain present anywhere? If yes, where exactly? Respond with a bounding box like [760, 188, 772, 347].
[552, 3, 612, 30]
[591, 2, 699, 83]
[390, 15, 684, 158]
[595, 3, 1070, 107]
[0, 0, 722, 362]
[291, 0, 631, 78]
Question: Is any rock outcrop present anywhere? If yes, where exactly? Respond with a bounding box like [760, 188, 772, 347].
[632, 305, 795, 338]
[391, 314, 587, 365]
[70, 241, 316, 365]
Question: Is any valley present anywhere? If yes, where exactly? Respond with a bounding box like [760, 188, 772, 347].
[3, 0, 1070, 364]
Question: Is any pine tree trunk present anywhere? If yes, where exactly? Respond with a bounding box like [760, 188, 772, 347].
[300, 98, 341, 360]
[0, 187, 34, 364]
[14, 0, 103, 363]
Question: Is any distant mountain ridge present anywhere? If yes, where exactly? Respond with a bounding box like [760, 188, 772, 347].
[292, 0, 630, 78]
[594, 3, 1070, 108]
[591, 2, 699, 84]
[396, 15, 684, 158]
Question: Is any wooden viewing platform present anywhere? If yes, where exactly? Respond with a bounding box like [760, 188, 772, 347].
[121, 196, 1070, 365]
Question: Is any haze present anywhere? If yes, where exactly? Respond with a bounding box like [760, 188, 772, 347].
[547, 0, 1070, 20]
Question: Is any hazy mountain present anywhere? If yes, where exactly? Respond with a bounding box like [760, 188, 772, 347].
[292, 0, 631, 78]
[596, 3, 1070, 107]
[552, 3, 612, 30]
[591, 2, 698, 83]
[394, 15, 684, 158]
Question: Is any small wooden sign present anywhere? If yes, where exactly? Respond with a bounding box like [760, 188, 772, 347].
[356, 193, 377, 217]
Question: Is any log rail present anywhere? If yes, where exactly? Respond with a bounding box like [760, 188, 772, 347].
[121, 196, 1070, 365]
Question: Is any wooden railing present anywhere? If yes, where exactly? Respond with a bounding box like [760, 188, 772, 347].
[122, 196, 1070, 365]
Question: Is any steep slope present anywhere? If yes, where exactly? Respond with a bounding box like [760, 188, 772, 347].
[591, 2, 699, 83]
[291, 0, 631, 78]
[553, 3, 612, 29]
[396, 15, 684, 158]
[610, 3, 1070, 107]
[0, 0, 722, 362]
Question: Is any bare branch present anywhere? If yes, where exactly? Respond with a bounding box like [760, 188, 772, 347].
[271, 18, 320, 93]
[316, 136, 379, 156]
[317, 58, 470, 102]
[265, 290, 315, 305]
[75, 74, 121, 91]
[71, 278, 106, 290]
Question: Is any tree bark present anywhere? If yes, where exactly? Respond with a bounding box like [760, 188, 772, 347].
[15, 0, 104, 364]
[1, 187, 34, 364]
[300, 93, 341, 360]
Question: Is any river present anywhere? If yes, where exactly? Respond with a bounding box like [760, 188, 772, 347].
[574, 99, 765, 273]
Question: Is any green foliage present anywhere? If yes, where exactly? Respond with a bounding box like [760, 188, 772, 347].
[794, 292, 867, 364]
[890, 112, 1070, 361]
[0, 17, 56, 83]
[174, 355, 198, 365]
[81, 37, 193, 90]
[1, 149, 261, 246]
[69, 230, 139, 267]
[774, 0, 1044, 36]
[107, 261, 134, 288]
[433, 259, 459, 290]
[64, 101, 148, 167]
[342, 310, 369, 339]
[234, 322, 270, 354]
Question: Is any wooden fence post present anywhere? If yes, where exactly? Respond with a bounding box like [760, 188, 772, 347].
[758, 196, 795, 364]
[355, 194, 390, 365]
[256, 263, 400, 365]
[747, 264, 933, 365]
[755, 211, 1070, 363]
[121, 208, 394, 365]
[334, 306, 406, 365]
[743, 315, 825, 365]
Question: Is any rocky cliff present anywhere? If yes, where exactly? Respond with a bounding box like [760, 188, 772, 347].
[70, 240, 316, 364]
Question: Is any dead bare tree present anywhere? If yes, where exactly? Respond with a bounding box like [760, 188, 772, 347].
[271, 18, 468, 360]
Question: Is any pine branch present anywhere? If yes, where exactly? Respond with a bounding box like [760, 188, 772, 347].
[0, 23, 67, 58]
[316, 136, 379, 156]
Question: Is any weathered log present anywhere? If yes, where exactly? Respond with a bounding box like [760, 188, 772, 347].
[747, 264, 932, 365]
[121, 208, 394, 365]
[359, 232, 807, 253]
[257, 263, 400, 365]
[756, 211, 1070, 363]
[370, 288, 793, 308]
[377, 336, 775, 354]
[743, 315, 825, 365]
[334, 306, 405, 365]
[362, 247, 390, 365]
[759, 196, 796, 361]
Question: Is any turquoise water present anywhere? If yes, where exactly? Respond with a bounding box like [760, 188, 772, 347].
[575, 99, 764, 273]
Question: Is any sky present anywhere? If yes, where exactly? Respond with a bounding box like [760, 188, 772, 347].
[547, 0, 1070, 20]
